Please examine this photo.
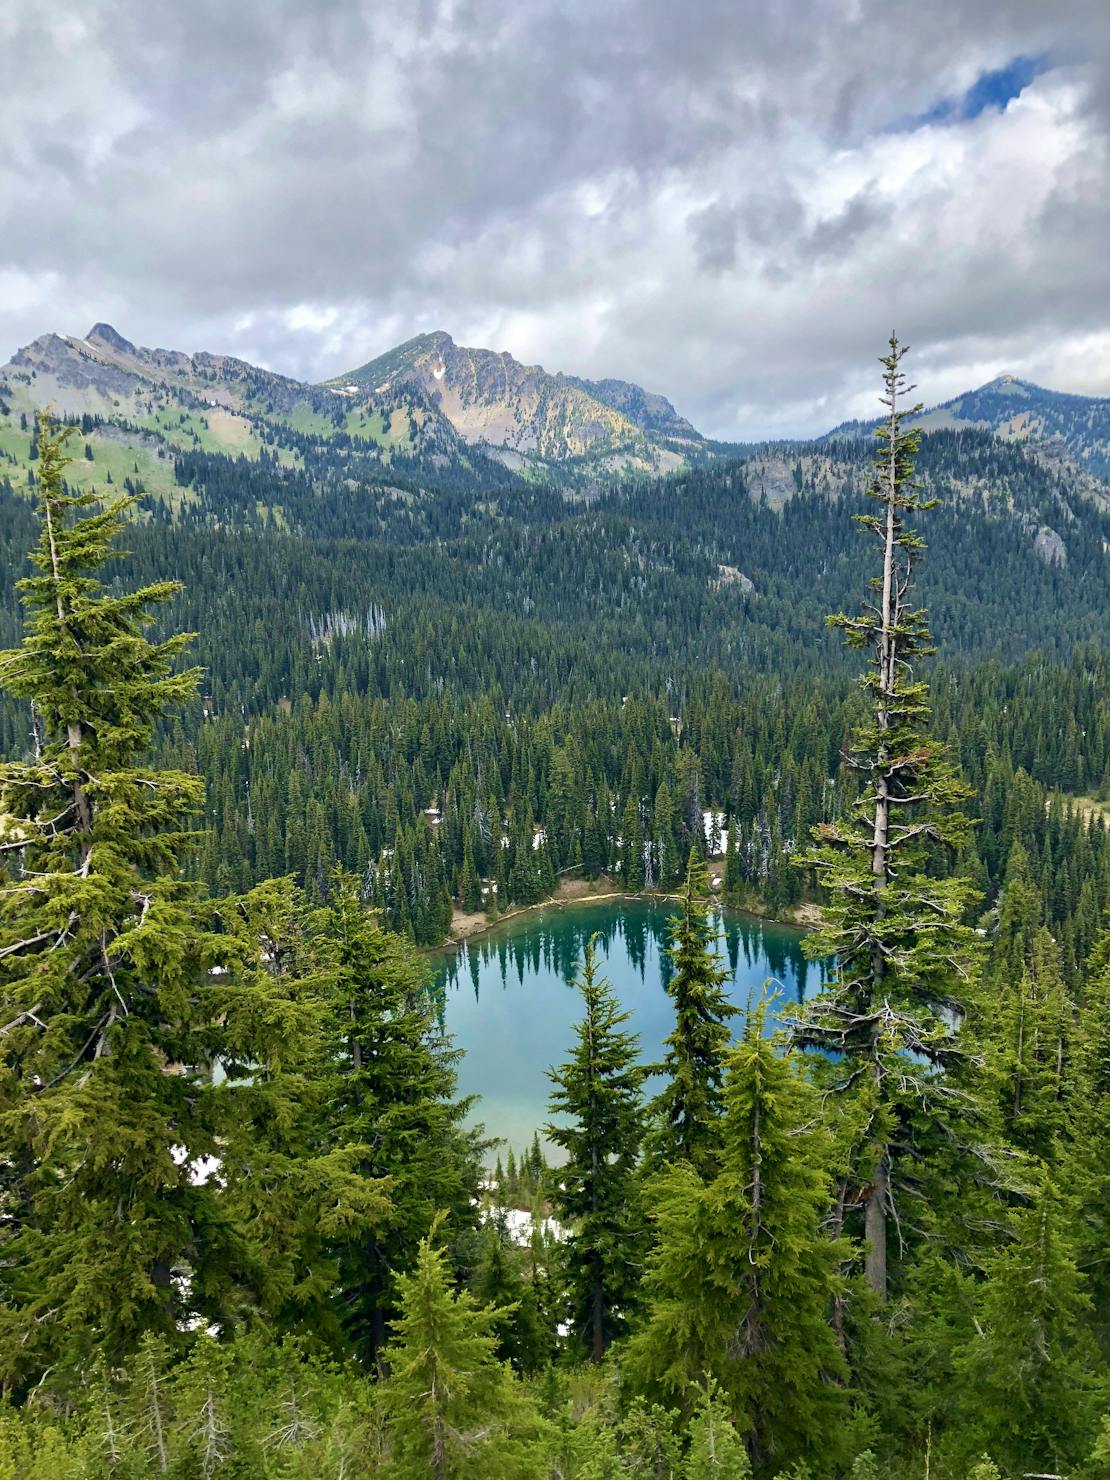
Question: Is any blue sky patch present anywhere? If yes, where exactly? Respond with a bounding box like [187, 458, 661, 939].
[896, 54, 1049, 131]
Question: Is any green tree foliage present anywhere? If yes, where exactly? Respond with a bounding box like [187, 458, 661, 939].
[949, 1177, 1102, 1475]
[208, 877, 394, 1342]
[318, 867, 480, 1367]
[648, 849, 738, 1176]
[791, 339, 980, 1296]
[983, 926, 1071, 1162]
[471, 1217, 550, 1375]
[546, 935, 646, 1360]
[630, 1004, 849, 1471]
[683, 1384, 752, 1479]
[1069, 929, 1110, 1329]
[0, 416, 216, 1386]
[378, 1234, 546, 1478]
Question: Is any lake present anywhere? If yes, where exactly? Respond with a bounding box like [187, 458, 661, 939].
[430, 897, 828, 1159]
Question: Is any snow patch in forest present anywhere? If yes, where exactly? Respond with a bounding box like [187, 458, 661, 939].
[482, 1204, 564, 1245]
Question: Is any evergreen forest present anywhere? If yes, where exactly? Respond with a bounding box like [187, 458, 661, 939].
[0, 335, 1108, 1477]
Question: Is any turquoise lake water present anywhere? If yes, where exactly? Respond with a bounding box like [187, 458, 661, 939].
[430, 898, 827, 1158]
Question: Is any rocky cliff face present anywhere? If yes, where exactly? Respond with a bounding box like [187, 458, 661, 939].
[329, 331, 708, 470]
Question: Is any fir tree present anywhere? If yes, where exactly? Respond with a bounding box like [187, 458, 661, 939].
[379, 1233, 546, 1478]
[0, 415, 219, 1385]
[950, 1176, 1101, 1475]
[647, 849, 738, 1176]
[684, 1384, 752, 1479]
[546, 934, 646, 1361]
[459, 832, 482, 912]
[472, 1219, 549, 1374]
[629, 1003, 849, 1471]
[790, 338, 980, 1297]
[984, 927, 1070, 1162]
[1066, 928, 1110, 1333]
[172, 1333, 234, 1477]
[211, 877, 395, 1343]
[319, 867, 480, 1369]
[723, 818, 742, 899]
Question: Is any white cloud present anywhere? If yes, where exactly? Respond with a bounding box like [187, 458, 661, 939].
[0, 1, 1108, 437]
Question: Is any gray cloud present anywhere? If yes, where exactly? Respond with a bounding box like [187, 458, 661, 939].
[1, 0, 1109, 437]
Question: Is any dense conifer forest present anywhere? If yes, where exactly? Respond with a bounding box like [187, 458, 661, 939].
[0, 332, 1108, 1477]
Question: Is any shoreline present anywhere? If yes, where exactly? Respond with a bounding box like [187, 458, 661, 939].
[428, 874, 821, 955]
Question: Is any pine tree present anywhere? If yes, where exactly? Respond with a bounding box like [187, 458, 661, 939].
[985, 927, 1070, 1162]
[790, 338, 979, 1297]
[472, 1219, 549, 1374]
[546, 934, 646, 1361]
[655, 779, 679, 889]
[379, 1234, 546, 1478]
[0, 415, 222, 1386]
[621, 793, 646, 889]
[629, 1003, 849, 1471]
[459, 832, 482, 912]
[647, 849, 738, 1175]
[172, 1333, 234, 1477]
[1067, 928, 1110, 1333]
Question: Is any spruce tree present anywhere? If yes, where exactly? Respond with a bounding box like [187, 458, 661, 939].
[647, 848, 738, 1176]
[984, 927, 1070, 1162]
[0, 415, 217, 1385]
[210, 877, 394, 1344]
[723, 818, 742, 899]
[1067, 928, 1110, 1333]
[629, 1003, 849, 1471]
[472, 1219, 549, 1374]
[459, 832, 482, 912]
[791, 338, 979, 1297]
[546, 934, 646, 1361]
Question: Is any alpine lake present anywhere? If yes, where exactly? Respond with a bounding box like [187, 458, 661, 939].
[429, 897, 829, 1159]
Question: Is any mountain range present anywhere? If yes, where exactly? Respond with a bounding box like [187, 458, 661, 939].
[1, 325, 1109, 543]
[0, 324, 716, 505]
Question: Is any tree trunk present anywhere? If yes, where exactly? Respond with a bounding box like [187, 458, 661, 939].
[862, 387, 899, 1301]
[864, 1155, 887, 1298]
[591, 1254, 605, 1363]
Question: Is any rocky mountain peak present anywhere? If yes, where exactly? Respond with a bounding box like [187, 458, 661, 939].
[327, 332, 707, 468]
[86, 323, 137, 355]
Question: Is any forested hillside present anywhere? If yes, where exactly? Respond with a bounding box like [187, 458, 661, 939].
[0, 319, 1109, 1476]
[0, 407, 1104, 946]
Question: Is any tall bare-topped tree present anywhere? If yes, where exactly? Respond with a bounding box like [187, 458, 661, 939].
[792, 336, 979, 1298]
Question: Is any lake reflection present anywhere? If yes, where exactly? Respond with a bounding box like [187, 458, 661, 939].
[430, 898, 828, 1158]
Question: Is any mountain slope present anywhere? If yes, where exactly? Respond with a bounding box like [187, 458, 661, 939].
[0, 324, 516, 507]
[830, 373, 1110, 480]
[328, 331, 709, 472]
[737, 424, 1110, 570]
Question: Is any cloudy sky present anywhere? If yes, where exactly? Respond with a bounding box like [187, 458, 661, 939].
[2, 0, 1109, 438]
